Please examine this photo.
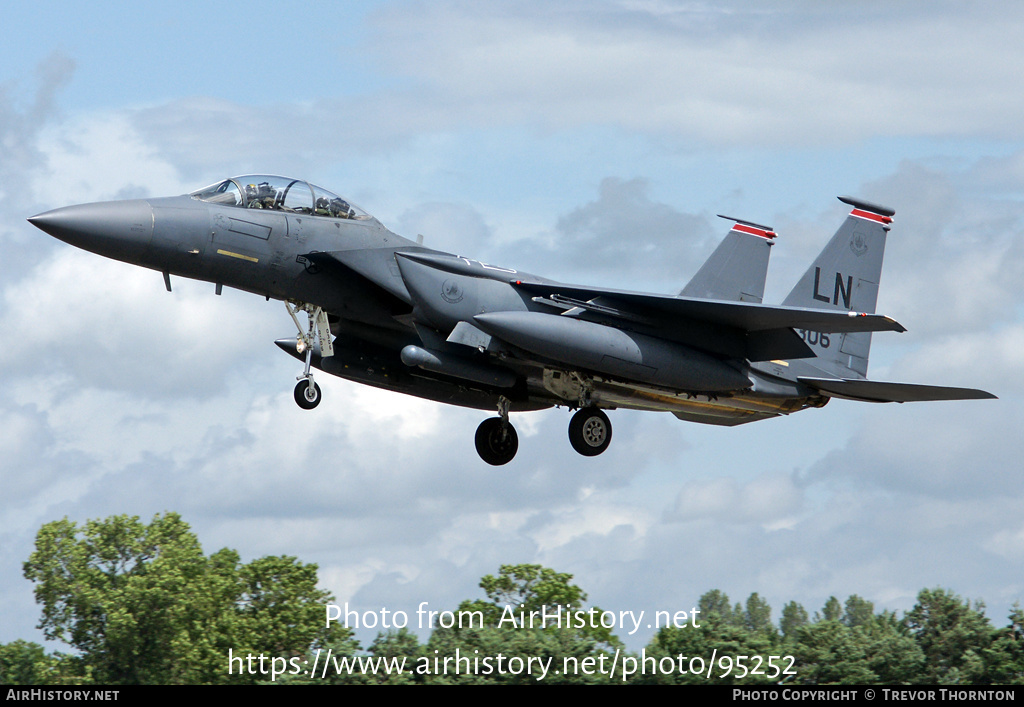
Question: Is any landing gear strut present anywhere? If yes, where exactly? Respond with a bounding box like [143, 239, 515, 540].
[475, 396, 518, 466]
[287, 301, 333, 410]
[568, 407, 612, 456]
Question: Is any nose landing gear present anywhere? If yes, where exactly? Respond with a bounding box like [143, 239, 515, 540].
[294, 379, 322, 409]
[286, 301, 333, 410]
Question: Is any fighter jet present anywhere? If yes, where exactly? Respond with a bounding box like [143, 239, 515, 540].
[29, 175, 994, 465]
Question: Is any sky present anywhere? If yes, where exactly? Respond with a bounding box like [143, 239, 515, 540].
[2, 0, 1024, 654]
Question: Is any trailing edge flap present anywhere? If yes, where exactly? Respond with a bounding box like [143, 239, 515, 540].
[798, 377, 997, 403]
[305, 247, 439, 305]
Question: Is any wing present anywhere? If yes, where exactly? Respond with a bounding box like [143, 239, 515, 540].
[510, 279, 905, 362]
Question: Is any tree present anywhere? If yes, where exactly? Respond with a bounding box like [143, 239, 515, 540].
[644, 614, 778, 685]
[780, 601, 809, 641]
[903, 588, 994, 684]
[364, 629, 422, 684]
[478, 564, 588, 615]
[698, 590, 742, 627]
[455, 563, 618, 647]
[0, 641, 89, 686]
[843, 595, 875, 628]
[22, 512, 350, 684]
[744, 593, 775, 636]
[0, 640, 51, 685]
[816, 596, 842, 622]
[424, 564, 620, 684]
[793, 620, 876, 684]
[862, 612, 925, 684]
[982, 606, 1024, 684]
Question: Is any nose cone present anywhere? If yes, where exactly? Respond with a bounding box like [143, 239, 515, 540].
[29, 200, 154, 261]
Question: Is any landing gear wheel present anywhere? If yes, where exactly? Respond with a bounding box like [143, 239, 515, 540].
[568, 407, 612, 457]
[475, 417, 519, 466]
[294, 380, 322, 410]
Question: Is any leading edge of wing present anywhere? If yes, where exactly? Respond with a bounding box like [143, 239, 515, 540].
[798, 377, 997, 403]
[510, 280, 906, 335]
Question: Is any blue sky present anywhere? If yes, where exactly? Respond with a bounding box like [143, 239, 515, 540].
[3, 1, 1024, 656]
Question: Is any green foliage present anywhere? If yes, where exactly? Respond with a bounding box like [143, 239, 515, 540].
[792, 620, 874, 684]
[843, 595, 875, 629]
[903, 588, 994, 684]
[982, 606, 1024, 685]
[12, 515, 1024, 686]
[21, 512, 351, 685]
[425, 625, 615, 684]
[0, 640, 50, 686]
[370, 627, 422, 660]
[863, 612, 925, 684]
[818, 596, 843, 622]
[780, 601, 809, 641]
[421, 563, 620, 684]
[479, 564, 587, 611]
[698, 589, 742, 627]
[0, 641, 90, 686]
[640, 590, 778, 685]
[743, 592, 775, 636]
[457, 563, 618, 648]
[643, 619, 779, 684]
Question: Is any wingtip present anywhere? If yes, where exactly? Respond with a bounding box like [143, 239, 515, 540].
[873, 314, 907, 333]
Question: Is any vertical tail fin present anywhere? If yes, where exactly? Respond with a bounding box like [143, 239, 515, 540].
[681, 216, 775, 302]
[782, 196, 894, 378]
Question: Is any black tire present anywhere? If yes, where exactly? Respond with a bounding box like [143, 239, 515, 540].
[294, 380, 322, 410]
[474, 417, 519, 466]
[568, 407, 612, 456]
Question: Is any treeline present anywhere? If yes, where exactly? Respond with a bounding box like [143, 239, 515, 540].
[2, 513, 1023, 685]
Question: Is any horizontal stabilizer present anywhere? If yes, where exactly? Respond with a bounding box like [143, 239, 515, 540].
[798, 377, 997, 403]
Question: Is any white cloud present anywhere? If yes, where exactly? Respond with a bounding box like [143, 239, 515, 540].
[362, 1, 1024, 145]
[666, 471, 804, 527]
[0, 249, 278, 397]
[32, 111, 185, 204]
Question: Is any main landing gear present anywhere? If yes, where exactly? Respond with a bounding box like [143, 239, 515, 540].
[568, 407, 612, 456]
[472, 399, 614, 465]
[287, 301, 333, 411]
[475, 397, 518, 466]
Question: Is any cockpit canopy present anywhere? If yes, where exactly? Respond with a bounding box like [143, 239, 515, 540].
[190, 175, 371, 220]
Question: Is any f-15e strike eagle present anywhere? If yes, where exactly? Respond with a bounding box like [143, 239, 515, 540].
[29, 175, 994, 465]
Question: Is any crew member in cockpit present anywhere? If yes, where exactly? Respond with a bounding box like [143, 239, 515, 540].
[245, 182, 278, 209]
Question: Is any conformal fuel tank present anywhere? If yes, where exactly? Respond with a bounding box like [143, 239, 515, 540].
[473, 311, 751, 392]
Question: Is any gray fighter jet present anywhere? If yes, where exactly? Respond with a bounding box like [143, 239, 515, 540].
[29, 175, 994, 465]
